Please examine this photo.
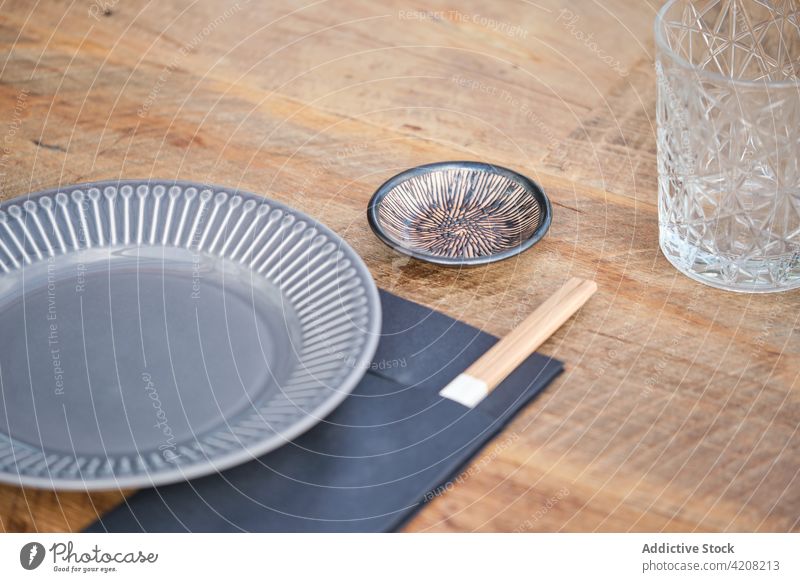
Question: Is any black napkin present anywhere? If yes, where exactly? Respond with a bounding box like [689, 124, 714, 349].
[86, 290, 563, 532]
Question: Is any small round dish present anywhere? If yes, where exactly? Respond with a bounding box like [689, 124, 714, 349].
[367, 161, 552, 266]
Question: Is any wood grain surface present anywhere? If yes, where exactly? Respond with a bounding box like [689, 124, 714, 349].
[0, 0, 797, 533]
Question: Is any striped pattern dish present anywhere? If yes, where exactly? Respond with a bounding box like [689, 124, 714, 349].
[367, 162, 551, 266]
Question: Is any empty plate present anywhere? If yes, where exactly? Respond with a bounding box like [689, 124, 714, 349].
[0, 180, 381, 489]
[367, 161, 552, 266]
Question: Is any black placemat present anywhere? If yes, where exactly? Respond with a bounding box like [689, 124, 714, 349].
[87, 290, 563, 532]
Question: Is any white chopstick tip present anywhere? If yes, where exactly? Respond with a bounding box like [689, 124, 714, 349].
[439, 373, 489, 408]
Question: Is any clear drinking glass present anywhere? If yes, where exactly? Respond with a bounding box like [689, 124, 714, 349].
[655, 0, 800, 292]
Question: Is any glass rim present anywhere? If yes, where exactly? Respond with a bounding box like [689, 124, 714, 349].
[654, 0, 800, 89]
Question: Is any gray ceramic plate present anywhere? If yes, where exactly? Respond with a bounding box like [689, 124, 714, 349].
[0, 180, 381, 490]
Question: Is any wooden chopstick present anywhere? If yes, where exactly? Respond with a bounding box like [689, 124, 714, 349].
[439, 278, 597, 408]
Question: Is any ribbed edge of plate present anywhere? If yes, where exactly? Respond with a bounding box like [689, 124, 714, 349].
[0, 179, 381, 490]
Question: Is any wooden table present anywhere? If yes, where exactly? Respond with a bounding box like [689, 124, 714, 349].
[0, 0, 797, 533]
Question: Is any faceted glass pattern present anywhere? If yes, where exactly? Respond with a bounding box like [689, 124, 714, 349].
[655, 0, 800, 292]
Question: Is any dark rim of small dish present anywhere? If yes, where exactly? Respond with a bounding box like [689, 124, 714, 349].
[367, 161, 552, 266]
